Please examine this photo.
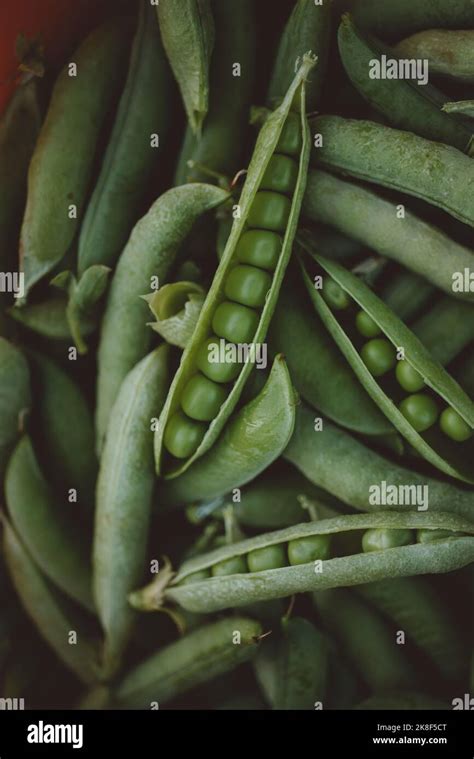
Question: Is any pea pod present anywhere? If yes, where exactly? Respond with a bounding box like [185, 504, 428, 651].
[302, 169, 474, 300]
[113, 617, 262, 708]
[300, 251, 474, 481]
[284, 404, 474, 520]
[5, 436, 94, 612]
[311, 115, 474, 229]
[157, 0, 214, 135]
[19, 20, 129, 297]
[135, 510, 474, 614]
[0, 338, 31, 480]
[8, 294, 96, 341]
[353, 0, 474, 40]
[443, 100, 474, 118]
[155, 54, 316, 477]
[157, 354, 296, 506]
[93, 345, 170, 678]
[337, 14, 474, 153]
[2, 518, 100, 686]
[174, 0, 255, 185]
[395, 30, 474, 83]
[79, 0, 172, 274]
[411, 297, 474, 366]
[96, 183, 228, 451]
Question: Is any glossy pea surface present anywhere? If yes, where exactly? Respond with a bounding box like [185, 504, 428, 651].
[225, 265, 272, 308]
[399, 393, 438, 432]
[247, 191, 291, 231]
[181, 373, 228, 422]
[211, 555, 248, 577]
[276, 112, 302, 155]
[356, 310, 381, 338]
[163, 411, 206, 459]
[396, 360, 425, 393]
[235, 230, 281, 271]
[287, 534, 331, 565]
[247, 544, 287, 572]
[260, 154, 298, 194]
[195, 337, 241, 383]
[439, 407, 472, 442]
[362, 528, 414, 552]
[212, 301, 259, 343]
[322, 278, 351, 311]
[361, 338, 396, 377]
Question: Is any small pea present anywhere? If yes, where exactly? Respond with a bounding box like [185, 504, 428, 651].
[247, 544, 287, 572]
[395, 360, 425, 393]
[416, 528, 465, 544]
[235, 230, 281, 271]
[247, 191, 291, 232]
[361, 338, 396, 377]
[211, 555, 248, 577]
[181, 373, 228, 422]
[276, 112, 302, 155]
[399, 393, 438, 433]
[439, 407, 472, 442]
[163, 411, 207, 459]
[321, 278, 351, 311]
[195, 337, 241, 384]
[355, 310, 381, 338]
[362, 528, 414, 552]
[225, 265, 272, 308]
[260, 154, 298, 195]
[180, 569, 211, 585]
[212, 301, 259, 343]
[287, 534, 331, 565]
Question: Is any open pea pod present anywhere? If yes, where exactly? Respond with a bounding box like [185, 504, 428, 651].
[131, 510, 474, 614]
[300, 249, 474, 483]
[154, 53, 316, 478]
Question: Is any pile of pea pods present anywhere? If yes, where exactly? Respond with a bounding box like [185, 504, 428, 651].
[1, 0, 474, 711]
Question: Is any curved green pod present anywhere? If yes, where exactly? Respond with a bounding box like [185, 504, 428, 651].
[139, 511, 474, 614]
[157, 355, 296, 506]
[300, 251, 474, 482]
[96, 183, 227, 451]
[78, 1, 172, 274]
[8, 294, 96, 341]
[337, 15, 474, 153]
[303, 170, 474, 300]
[174, 0, 256, 185]
[396, 30, 474, 83]
[2, 518, 100, 686]
[284, 404, 474, 520]
[93, 345, 170, 678]
[113, 616, 262, 708]
[411, 297, 474, 366]
[443, 100, 474, 118]
[0, 338, 31, 480]
[5, 436, 93, 612]
[155, 55, 316, 478]
[311, 115, 474, 229]
[157, 0, 214, 135]
[19, 19, 129, 297]
[353, 0, 474, 40]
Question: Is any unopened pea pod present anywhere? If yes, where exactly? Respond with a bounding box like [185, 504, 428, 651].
[311, 115, 474, 229]
[93, 345, 170, 679]
[0, 338, 31, 481]
[254, 616, 329, 710]
[155, 55, 316, 477]
[112, 617, 262, 709]
[78, 1, 172, 274]
[443, 100, 474, 118]
[396, 30, 474, 82]
[157, 0, 214, 135]
[19, 20, 129, 298]
[337, 15, 474, 153]
[2, 518, 101, 686]
[96, 183, 228, 451]
[301, 251, 474, 482]
[353, 0, 474, 40]
[380, 270, 434, 323]
[174, 0, 256, 185]
[284, 404, 474, 520]
[8, 294, 96, 341]
[314, 589, 417, 692]
[411, 296, 474, 367]
[302, 169, 474, 300]
[157, 355, 296, 507]
[355, 576, 467, 682]
[154, 511, 474, 614]
[354, 692, 448, 710]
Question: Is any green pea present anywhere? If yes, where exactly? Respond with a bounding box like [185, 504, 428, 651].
[164, 411, 207, 459]
[260, 154, 298, 194]
[212, 301, 259, 343]
[416, 529, 465, 544]
[224, 265, 272, 308]
[355, 310, 381, 338]
[322, 278, 351, 311]
[181, 374, 228, 422]
[395, 360, 425, 393]
[211, 555, 248, 577]
[399, 393, 438, 432]
[247, 191, 291, 231]
[276, 112, 302, 155]
[361, 338, 396, 377]
[287, 534, 331, 565]
[180, 569, 211, 585]
[195, 337, 242, 383]
[439, 407, 472, 442]
[362, 528, 414, 552]
[235, 230, 281, 271]
[247, 544, 287, 572]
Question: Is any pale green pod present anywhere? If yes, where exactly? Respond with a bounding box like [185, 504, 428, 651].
[396, 30, 474, 82]
[443, 100, 474, 118]
[8, 294, 96, 341]
[0, 338, 31, 480]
